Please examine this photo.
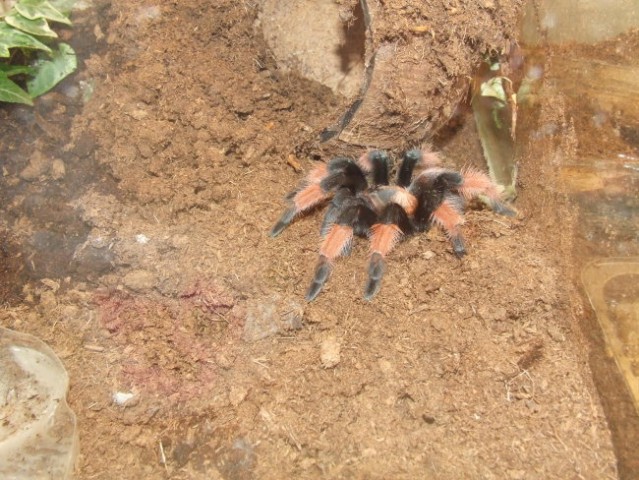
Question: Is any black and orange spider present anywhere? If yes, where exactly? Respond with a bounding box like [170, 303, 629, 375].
[270, 149, 515, 301]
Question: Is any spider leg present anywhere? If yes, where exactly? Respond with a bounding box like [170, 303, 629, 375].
[397, 148, 443, 187]
[397, 149, 422, 187]
[306, 224, 353, 301]
[307, 198, 377, 301]
[488, 199, 517, 217]
[270, 181, 328, 237]
[320, 187, 351, 237]
[458, 167, 516, 217]
[431, 193, 466, 258]
[364, 203, 413, 300]
[357, 150, 390, 181]
[409, 168, 463, 232]
[320, 160, 368, 193]
[321, 151, 390, 192]
[270, 163, 329, 237]
[368, 150, 391, 187]
[270, 157, 370, 237]
[270, 205, 299, 237]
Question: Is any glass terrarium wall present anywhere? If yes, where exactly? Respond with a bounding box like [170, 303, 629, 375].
[522, 0, 639, 45]
[520, 1, 639, 477]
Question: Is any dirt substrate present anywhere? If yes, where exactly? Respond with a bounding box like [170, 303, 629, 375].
[0, 1, 621, 479]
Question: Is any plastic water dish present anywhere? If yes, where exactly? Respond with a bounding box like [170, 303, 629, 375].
[582, 258, 639, 414]
[0, 327, 78, 479]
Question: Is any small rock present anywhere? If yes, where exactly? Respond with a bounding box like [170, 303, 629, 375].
[209, 185, 229, 203]
[135, 234, 150, 244]
[242, 145, 257, 167]
[547, 324, 566, 342]
[423, 250, 436, 260]
[378, 359, 393, 374]
[430, 314, 448, 332]
[320, 337, 341, 368]
[118, 425, 142, 443]
[525, 399, 540, 413]
[422, 413, 436, 424]
[196, 129, 211, 142]
[20, 151, 51, 181]
[477, 305, 507, 322]
[72, 135, 96, 158]
[137, 142, 153, 158]
[123, 269, 157, 292]
[299, 457, 317, 469]
[281, 302, 304, 331]
[112, 391, 139, 407]
[243, 295, 304, 342]
[228, 385, 248, 407]
[93, 23, 105, 41]
[50, 159, 66, 180]
[38, 290, 57, 309]
[215, 353, 234, 370]
[243, 300, 280, 342]
[241, 136, 273, 167]
[71, 235, 116, 277]
[216, 438, 256, 479]
[170, 234, 189, 248]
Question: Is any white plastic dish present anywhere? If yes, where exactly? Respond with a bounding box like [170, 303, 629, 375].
[0, 327, 78, 479]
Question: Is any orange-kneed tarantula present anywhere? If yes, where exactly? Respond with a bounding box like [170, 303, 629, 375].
[270, 149, 515, 301]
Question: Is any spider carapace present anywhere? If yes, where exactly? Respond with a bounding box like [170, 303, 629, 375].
[270, 149, 515, 301]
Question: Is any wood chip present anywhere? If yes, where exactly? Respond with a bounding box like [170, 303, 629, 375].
[84, 344, 105, 352]
[286, 154, 302, 172]
[410, 25, 430, 33]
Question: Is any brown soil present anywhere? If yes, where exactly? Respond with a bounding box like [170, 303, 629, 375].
[0, 1, 622, 479]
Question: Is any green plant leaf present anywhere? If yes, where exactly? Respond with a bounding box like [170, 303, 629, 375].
[0, 63, 35, 76]
[480, 77, 508, 103]
[0, 71, 34, 105]
[5, 12, 58, 37]
[27, 42, 76, 97]
[49, 0, 76, 16]
[0, 23, 53, 57]
[16, 0, 72, 26]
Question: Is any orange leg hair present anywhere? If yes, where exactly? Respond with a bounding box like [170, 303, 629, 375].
[458, 167, 516, 217]
[306, 224, 354, 301]
[270, 164, 330, 237]
[431, 196, 466, 257]
[364, 202, 412, 301]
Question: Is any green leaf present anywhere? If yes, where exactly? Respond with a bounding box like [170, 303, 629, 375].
[27, 42, 76, 97]
[16, 0, 72, 26]
[0, 23, 53, 57]
[48, 0, 76, 16]
[0, 63, 35, 76]
[480, 77, 508, 103]
[5, 12, 58, 37]
[0, 71, 34, 105]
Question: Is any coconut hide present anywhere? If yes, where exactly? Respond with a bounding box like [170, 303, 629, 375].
[258, 0, 524, 149]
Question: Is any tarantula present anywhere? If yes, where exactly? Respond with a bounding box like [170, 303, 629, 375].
[270, 149, 515, 301]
